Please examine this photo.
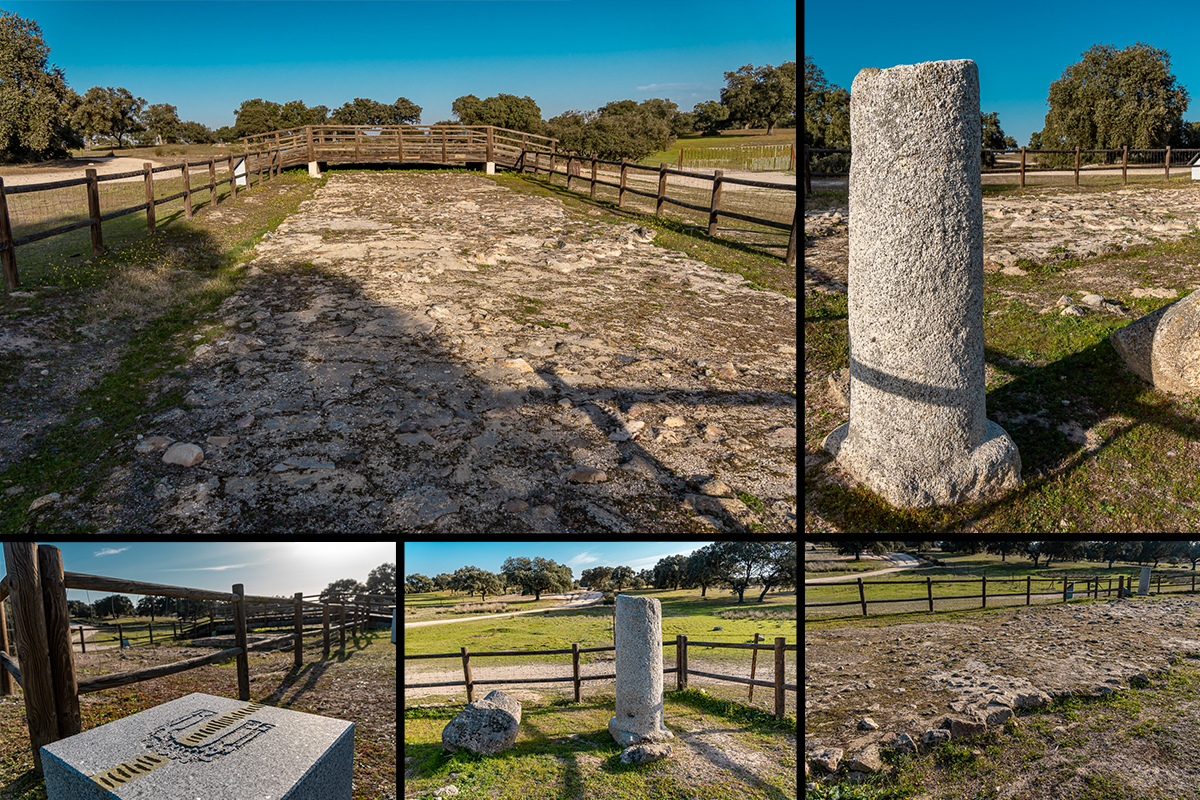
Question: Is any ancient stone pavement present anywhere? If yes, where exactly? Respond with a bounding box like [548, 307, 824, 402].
[61, 171, 796, 532]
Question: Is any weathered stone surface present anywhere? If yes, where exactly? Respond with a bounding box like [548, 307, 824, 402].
[609, 595, 674, 747]
[619, 743, 672, 765]
[805, 596, 1196, 774]
[162, 442, 204, 467]
[843, 743, 883, 774]
[808, 747, 843, 773]
[1109, 289, 1200, 396]
[46, 172, 796, 533]
[442, 690, 522, 755]
[821, 59, 1020, 508]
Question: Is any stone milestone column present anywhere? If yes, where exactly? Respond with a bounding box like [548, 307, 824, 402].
[822, 59, 1021, 508]
[608, 595, 673, 747]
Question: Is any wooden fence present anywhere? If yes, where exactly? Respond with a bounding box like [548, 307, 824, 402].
[0, 151, 274, 292]
[803, 144, 1200, 193]
[0, 541, 381, 773]
[0, 124, 559, 293]
[405, 634, 797, 720]
[524, 155, 797, 267]
[805, 572, 1200, 618]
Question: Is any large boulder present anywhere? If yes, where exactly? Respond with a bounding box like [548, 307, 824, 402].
[441, 690, 522, 755]
[1109, 290, 1200, 396]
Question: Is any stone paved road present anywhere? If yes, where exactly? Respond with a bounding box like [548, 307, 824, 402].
[57, 171, 796, 533]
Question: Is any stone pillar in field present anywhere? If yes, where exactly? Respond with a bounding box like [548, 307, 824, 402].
[822, 59, 1021, 508]
[608, 595, 673, 747]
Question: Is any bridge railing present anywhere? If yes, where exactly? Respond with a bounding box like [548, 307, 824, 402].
[239, 125, 559, 169]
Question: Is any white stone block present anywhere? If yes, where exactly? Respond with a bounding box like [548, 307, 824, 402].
[41, 692, 353, 800]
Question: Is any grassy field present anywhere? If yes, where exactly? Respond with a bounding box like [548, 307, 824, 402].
[405, 587, 797, 800]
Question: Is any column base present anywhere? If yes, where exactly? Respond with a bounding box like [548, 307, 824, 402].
[608, 718, 674, 748]
[823, 419, 1020, 508]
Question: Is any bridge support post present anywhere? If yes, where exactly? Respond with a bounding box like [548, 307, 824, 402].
[485, 162, 495, 175]
[308, 161, 322, 178]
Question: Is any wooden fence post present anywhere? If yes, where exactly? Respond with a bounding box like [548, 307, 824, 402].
[85, 168, 102, 256]
[1019, 146, 1026, 189]
[38, 545, 81, 741]
[461, 646, 474, 703]
[3, 541, 57, 773]
[572, 642, 581, 702]
[0, 177, 17, 291]
[1026, 575, 1031, 605]
[144, 163, 156, 234]
[619, 158, 627, 207]
[322, 602, 330, 659]
[1165, 146, 1171, 182]
[748, 633, 761, 702]
[982, 575, 987, 609]
[785, 209, 798, 268]
[927, 576, 933, 612]
[773, 637, 785, 720]
[181, 161, 192, 219]
[857, 577, 867, 617]
[1122, 146, 1128, 185]
[233, 583, 249, 701]
[293, 592, 303, 669]
[590, 157, 597, 200]
[656, 164, 667, 216]
[708, 170, 724, 236]
[1074, 146, 1080, 186]
[675, 635, 685, 691]
[680, 635, 688, 690]
[339, 603, 346, 650]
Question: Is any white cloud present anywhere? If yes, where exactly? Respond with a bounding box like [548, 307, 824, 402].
[94, 547, 129, 557]
[636, 81, 714, 92]
[567, 550, 604, 568]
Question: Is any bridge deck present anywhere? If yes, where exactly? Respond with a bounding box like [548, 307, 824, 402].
[241, 124, 557, 171]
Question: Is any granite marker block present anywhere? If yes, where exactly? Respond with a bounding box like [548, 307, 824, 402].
[41, 692, 353, 800]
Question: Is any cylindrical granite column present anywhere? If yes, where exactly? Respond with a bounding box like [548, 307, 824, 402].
[608, 595, 673, 747]
[822, 59, 1021, 508]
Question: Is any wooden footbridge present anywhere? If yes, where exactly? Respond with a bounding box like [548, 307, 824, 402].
[239, 124, 559, 173]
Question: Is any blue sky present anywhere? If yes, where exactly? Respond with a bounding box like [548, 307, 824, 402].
[404, 541, 715, 580]
[6, 0, 797, 131]
[0, 542, 396, 605]
[804, 0, 1200, 147]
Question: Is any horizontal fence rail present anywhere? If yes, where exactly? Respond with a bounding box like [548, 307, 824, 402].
[405, 634, 797, 720]
[805, 571, 1200, 618]
[803, 144, 1200, 194]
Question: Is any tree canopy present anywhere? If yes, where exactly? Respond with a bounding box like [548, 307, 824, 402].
[0, 10, 79, 162]
[1036, 42, 1190, 163]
